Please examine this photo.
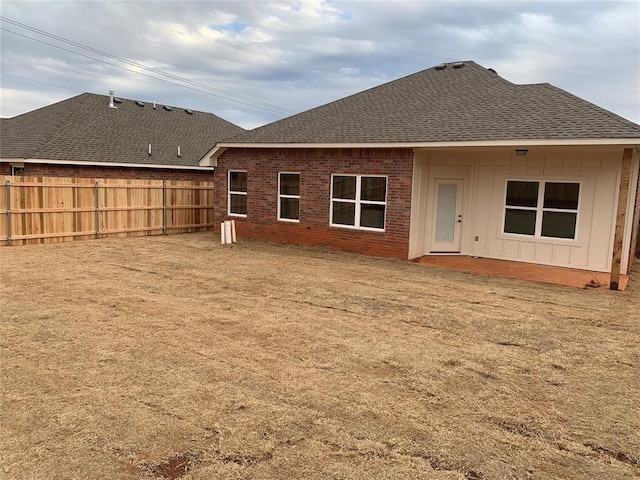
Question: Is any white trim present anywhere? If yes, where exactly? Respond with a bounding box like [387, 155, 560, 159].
[199, 139, 640, 164]
[277, 172, 301, 223]
[0, 158, 213, 171]
[330, 174, 387, 231]
[502, 179, 582, 241]
[228, 170, 248, 217]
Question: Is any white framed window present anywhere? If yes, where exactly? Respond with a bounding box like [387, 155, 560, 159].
[228, 170, 247, 217]
[330, 174, 387, 231]
[278, 172, 300, 222]
[503, 180, 580, 240]
[11, 165, 25, 176]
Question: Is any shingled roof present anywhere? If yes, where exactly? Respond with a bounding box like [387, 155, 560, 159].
[222, 61, 640, 145]
[1, 93, 245, 167]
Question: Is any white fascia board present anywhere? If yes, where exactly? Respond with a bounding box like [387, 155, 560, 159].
[0, 158, 215, 171]
[203, 138, 640, 155]
[199, 147, 226, 167]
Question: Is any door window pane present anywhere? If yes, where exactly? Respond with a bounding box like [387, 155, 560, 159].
[504, 209, 536, 235]
[435, 184, 457, 242]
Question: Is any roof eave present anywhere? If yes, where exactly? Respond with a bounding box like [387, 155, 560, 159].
[0, 158, 215, 171]
[199, 146, 226, 167]
[201, 137, 640, 163]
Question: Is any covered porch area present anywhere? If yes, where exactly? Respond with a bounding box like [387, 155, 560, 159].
[408, 144, 639, 291]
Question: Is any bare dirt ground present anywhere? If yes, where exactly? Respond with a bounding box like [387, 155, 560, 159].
[1, 233, 639, 480]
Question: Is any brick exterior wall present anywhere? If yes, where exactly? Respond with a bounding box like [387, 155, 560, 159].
[214, 148, 414, 259]
[1, 162, 213, 181]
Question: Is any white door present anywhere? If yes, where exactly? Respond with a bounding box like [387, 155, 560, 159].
[431, 179, 463, 252]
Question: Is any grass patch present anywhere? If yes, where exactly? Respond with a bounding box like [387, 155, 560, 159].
[1, 233, 639, 479]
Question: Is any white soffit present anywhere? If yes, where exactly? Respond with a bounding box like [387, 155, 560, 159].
[199, 138, 640, 165]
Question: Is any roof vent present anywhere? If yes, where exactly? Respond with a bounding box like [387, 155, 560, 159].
[185, 109, 194, 115]
[135, 101, 145, 107]
[163, 105, 173, 112]
[452, 62, 465, 69]
[487, 68, 497, 74]
[113, 97, 122, 104]
[435, 63, 446, 71]
[108, 90, 118, 109]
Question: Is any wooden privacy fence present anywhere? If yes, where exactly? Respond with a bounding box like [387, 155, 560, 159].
[0, 176, 214, 246]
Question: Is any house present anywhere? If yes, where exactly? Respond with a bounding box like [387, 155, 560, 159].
[200, 61, 640, 289]
[1, 92, 245, 181]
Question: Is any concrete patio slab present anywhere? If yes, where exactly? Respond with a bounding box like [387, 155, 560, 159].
[417, 255, 629, 291]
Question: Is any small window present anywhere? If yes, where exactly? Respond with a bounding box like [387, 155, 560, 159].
[504, 180, 579, 240]
[331, 175, 387, 230]
[11, 165, 25, 176]
[278, 173, 300, 222]
[228, 170, 247, 216]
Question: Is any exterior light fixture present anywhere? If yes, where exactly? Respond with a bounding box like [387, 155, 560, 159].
[515, 149, 528, 156]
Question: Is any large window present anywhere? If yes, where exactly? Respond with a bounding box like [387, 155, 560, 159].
[278, 173, 300, 222]
[504, 180, 579, 240]
[228, 170, 247, 216]
[331, 175, 387, 230]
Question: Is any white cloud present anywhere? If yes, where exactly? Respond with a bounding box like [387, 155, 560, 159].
[0, 0, 638, 127]
[0, 88, 70, 118]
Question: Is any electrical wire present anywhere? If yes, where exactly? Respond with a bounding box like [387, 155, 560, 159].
[1, 72, 83, 93]
[0, 16, 296, 115]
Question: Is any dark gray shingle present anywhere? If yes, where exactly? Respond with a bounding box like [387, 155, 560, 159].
[0, 93, 245, 167]
[225, 61, 640, 144]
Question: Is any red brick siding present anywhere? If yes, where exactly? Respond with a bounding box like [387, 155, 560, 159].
[1, 163, 213, 181]
[214, 148, 414, 259]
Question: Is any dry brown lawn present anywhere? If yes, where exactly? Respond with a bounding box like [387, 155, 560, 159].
[1, 233, 639, 480]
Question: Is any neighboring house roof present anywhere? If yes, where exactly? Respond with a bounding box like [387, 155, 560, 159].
[219, 60, 640, 145]
[1, 93, 245, 168]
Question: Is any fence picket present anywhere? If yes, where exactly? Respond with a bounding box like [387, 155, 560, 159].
[0, 176, 214, 245]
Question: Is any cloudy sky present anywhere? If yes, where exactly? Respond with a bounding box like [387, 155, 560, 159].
[1, 1, 638, 129]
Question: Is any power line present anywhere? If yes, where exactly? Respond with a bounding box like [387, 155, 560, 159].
[1, 27, 291, 115]
[1, 16, 295, 113]
[0, 16, 296, 115]
[1, 72, 83, 93]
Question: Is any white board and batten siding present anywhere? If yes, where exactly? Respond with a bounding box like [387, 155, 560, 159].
[409, 148, 639, 274]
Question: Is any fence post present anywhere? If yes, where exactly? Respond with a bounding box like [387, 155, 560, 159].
[94, 181, 100, 239]
[162, 181, 167, 235]
[5, 180, 11, 245]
